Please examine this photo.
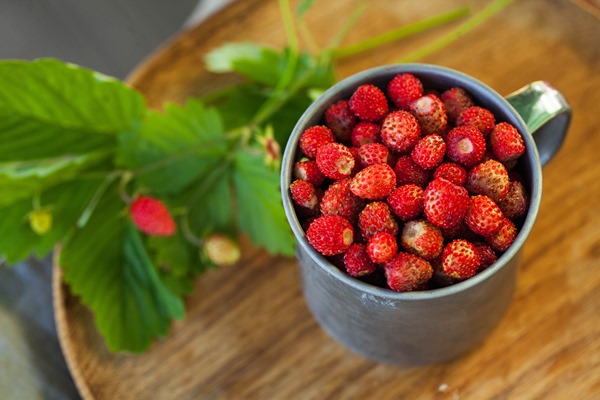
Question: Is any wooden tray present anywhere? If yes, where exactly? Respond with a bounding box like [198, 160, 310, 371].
[53, 1, 600, 398]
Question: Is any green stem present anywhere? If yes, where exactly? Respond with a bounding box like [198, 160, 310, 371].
[399, 0, 513, 62]
[332, 6, 471, 59]
[76, 171, 122, 228]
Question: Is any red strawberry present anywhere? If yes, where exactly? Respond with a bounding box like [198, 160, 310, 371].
[393, 155, 430, 188]
[306, 215, 354, 256]
[464, 195, 504, 237]
[320, 178, 364, 223]
[358, 201, 399, 240]
[411, 134, 446, 170]
[440, 87, 475, 122]
[400, 219, 444, 260]
[446, 125, 486, 168]
[386, 184, 424, 221]
[290, 179, 319, 211]
[433, 162, 467, 186]
[349, 84, 389, 121]
[441, 239, 480, 280]
[498, 180, 529, 219]
[384, 252, 433, 292]
[343, 243, 377, 277]
[472, 242, 497, 271]
[366, 231, 398, 264]
[293, 159, 326, 186]
[486, 217, 517, 252]
[386, 73, 424, 110]
[423, 178, 469, 229]
[316, 142, 355, 180]
[351, 121, 381, 147]
[489, 122, 526, 163]
[381, 110, 421, 153]
[299, 125, 334, 158]
[350, 163, 396, 200]
[357, 142, 389, 167]
[466, 159, 510, 203]
[409, 94, 448, 135]
[456, 106, 495, 136]
[130, 196, 176, 236]
[324, 100, 358, 142]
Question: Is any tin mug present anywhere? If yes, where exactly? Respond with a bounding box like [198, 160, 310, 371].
[281, 64, 571, 365]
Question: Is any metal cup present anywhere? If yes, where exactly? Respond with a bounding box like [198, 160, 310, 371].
[281, 64, 571, 365]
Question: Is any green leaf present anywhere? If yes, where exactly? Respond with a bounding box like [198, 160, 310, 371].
[0, 59, 145, 135]
[0, 177, 105, 264]
[232, 148, 295, 256]
[116, 100, 227, 194]
[60, 187, 185, 353]
[205, 43, 282, 86]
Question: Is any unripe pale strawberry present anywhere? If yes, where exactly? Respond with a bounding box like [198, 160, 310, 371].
[130, 196, 176, 236]
[306, 215, 354, 256]
[349, 84, 389, 121]
[204, 234, 241, 266]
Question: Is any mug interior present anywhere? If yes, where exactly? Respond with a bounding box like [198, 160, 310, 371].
[281, 63, 542, 300]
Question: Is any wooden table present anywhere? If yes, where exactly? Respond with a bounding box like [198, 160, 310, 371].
[53, 0, 600, 398]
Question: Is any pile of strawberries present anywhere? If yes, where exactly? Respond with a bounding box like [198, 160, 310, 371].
[289, 73, 529, 292]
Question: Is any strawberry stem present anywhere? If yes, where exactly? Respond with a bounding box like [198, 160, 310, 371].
[399, 0, 514, 63]
[332, 6, 471, 59]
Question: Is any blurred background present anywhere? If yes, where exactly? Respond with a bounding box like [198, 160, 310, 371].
[0, 1, 228, 398]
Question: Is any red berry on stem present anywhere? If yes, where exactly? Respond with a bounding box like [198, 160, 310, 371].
[130, 196, 176, 236]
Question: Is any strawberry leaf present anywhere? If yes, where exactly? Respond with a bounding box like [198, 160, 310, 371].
[60, 186, 185, 353]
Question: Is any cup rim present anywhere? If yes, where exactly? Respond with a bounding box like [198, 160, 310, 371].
[281, 63, 542, 300]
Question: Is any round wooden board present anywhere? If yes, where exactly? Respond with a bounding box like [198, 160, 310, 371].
[54, 1, 600, 399]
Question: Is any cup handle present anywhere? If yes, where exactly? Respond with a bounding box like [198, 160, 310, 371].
[505, 81, 572, 166]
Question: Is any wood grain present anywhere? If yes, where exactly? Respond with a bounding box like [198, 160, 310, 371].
[53, 0, 600, 399]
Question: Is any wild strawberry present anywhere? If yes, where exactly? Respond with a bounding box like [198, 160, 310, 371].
[358, 201, 399, 240]
[350, 163, 396, 200]
[351, 121, 381, 147]
[489, 122, 526, 163]
[466, 159, 510, 203]
[204, 234, 241, 266]
[357, 142, 389, 167]
[130, 196, 176, 236]
[386, 184, 424, 221]
[441, 239, 480, 280]
[393, 155, 430, 188]
[486, 217, 517, 252]
[343, 243, 377, 277]
[381, 110, 421, 153]
[440, 87, 475, 122]
[423, 178, 469, 229]
[316, 142, 355, 180]
[400, 219, 444, 260]
[320, 178, 364, 223]
[409, 94, 448, 135]
[464, 195, 504, 237]
[347, 146, 362, 175]
[293, 158, 326, 186]
[349, 84, 389, 121]
[433, 162, 467, 186]
[446, 125, 486, 167]
[366, 231, 398, 264]
[290, 179, 319, 211]
[324, 100, 358, 142]
[498, 180, 528, 220]
[386, 73, 424, 110]
[384, 252, 433, 292]
[28, 208, 53, 235]
[306, 215, 354, 256]
[456, 106, 495, 136]
[472, 242, 497, 271]
[411, 133, 446, 170]
[299, 125, 334, 158]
